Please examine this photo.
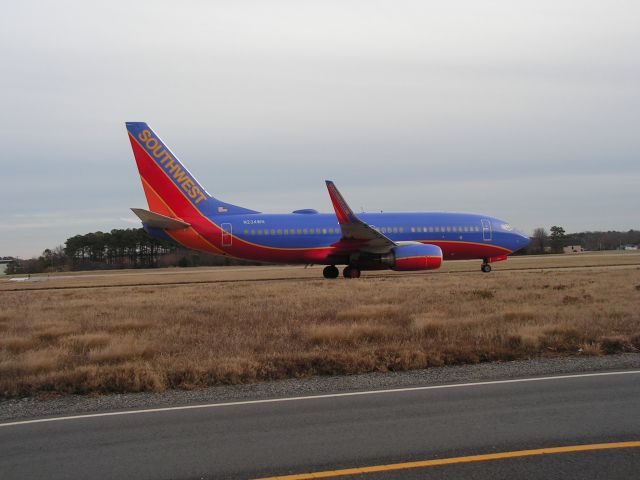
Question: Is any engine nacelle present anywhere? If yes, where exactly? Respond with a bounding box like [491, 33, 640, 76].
[390, 243, 443, 271]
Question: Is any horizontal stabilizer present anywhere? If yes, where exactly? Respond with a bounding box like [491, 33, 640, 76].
[131, 208, 190, 230]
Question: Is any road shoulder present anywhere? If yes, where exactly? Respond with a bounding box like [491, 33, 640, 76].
[1, 353, 639, 423]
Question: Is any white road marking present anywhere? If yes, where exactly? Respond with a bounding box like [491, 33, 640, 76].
[1, 370, 638, 428]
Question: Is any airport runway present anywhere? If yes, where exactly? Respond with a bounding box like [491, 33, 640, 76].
[1, 371, 639, 479]
[3, 259, 640, 292]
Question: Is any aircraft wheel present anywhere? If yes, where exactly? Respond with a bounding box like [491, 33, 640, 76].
[323, 265, 339, 279]
[481, 264, 492, 273]
[343, 266, 361, 279]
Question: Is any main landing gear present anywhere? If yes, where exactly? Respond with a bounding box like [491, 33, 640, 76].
[343, 265, 361, 279]
[323, 265, 361, 279]
[481, 261, 492, 273]
[323, 265, 339, 279]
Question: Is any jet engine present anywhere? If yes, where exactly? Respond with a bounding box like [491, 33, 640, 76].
[380, 242, 443, 271]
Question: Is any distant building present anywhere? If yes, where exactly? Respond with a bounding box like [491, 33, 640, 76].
[0, 259, 14, 275]
[563, 245, 584, 254]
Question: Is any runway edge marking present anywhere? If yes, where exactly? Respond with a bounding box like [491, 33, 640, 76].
[254, 441, 640, 479]
[1, 370, 639, 428]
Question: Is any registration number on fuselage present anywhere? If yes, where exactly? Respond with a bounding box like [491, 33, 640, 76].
[243, 219, 266, 225]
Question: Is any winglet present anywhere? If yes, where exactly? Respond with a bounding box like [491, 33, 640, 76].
[325, 180, 359, 225]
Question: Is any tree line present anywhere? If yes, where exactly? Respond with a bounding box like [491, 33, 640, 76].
[524, 227, 640, 255]
[6, 228, 261, 274]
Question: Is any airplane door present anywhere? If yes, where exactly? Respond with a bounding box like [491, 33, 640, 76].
[221, 223, 233, 247]
[481, 219, 492, 242]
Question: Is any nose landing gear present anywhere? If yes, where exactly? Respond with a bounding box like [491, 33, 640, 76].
[481, 258, 492, 273]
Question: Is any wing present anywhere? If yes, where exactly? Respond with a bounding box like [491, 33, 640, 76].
[325, 180, 396, 254]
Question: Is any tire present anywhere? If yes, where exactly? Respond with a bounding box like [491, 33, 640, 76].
[323, 265, 339, 279]
[343, 266, 361, 279]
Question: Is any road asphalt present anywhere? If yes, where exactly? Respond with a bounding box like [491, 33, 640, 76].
[1, 369, 639, 479]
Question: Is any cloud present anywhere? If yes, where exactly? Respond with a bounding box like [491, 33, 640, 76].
[1, 1, 638, 257]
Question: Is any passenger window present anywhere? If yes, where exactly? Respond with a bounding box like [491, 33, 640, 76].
[303, 228, 308, 234]
[277, 229, 282, 235]
[399, 227, 404, 233]
[244, 229, 249, 235]
[322, 228, 327, 234]
[257, 229, 262, 235]
[410, 227, 415, 233]
[446, 226, 451, 232]
[392, 227, 398, 233]
[428, 226, 434, 232]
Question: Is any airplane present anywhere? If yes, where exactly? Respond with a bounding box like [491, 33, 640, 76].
[126, 122, 530, 278]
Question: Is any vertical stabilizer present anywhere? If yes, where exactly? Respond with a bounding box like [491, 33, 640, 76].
[126, 122, 259, 218]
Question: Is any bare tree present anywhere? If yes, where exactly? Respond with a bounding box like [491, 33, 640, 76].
[532, 227, 549, 254]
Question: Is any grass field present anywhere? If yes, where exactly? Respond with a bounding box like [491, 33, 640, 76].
[1, 252, 639, 398]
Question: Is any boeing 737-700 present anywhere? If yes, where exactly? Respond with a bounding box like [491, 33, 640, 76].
[126, 122, 529, 278]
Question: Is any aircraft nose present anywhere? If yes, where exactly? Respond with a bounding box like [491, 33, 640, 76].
[513, 230, 530, 248]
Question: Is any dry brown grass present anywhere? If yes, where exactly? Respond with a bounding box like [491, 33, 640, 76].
[0, 265, 639, 398]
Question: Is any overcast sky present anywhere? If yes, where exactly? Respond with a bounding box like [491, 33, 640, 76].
[1, 1, 638, 257]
